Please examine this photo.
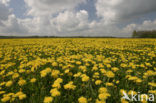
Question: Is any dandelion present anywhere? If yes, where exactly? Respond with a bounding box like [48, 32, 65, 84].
[92, 66, 98, 71]
[40, 71, 47, 77]
[44, 97, 53, 103]
[128, 76, 138, 81]
[98, 93, 110, 100]
[0, 91, 5, 95]
[106, 71, 115, 78]
[74, 72, 82, 77]
[15, 91, 23, 97]
[12, 73, 19, 79]
[148, 90, 156, 94]
[30, 78, 36, 83]
[148, 82, 156, 87]
[50, 88, 60, 97]
[95, 80, 102, 85]
[40, 68, 51, 78]
[120, 89, 127, 96]
[18, 79, 26, 86]
[19, 94, 26, 100]
[105, 82, 114, 87]
[121, 98, 129, 103]
[51, 70, 60, 78]
[116, 80, 119, 84]
[76, 61, 81, 65]
[81, 74, 89, 82]
[52, 62, 58, 67]
[136, 79, 142, 83]
[98, 87, 108, 93]
[5, 81, 13, 87]
[64, 69, 70, 73]
[64, 81, 76, 90]
[52, 78, 63, 89]
[128, 90, 137, 95]
[78, 96, 88, 103]
[111, 67, 119, 72]
[1, 96, 10, 102]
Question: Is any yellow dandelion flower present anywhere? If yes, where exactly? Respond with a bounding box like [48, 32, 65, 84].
[128, 90, 137, 95]
[19, 94, 26, 100]
[111, 67, 119, 72]
[44, 97, 53, 103]
[95, 80, 102, 85]
[105, 82, 114, 87]
[78, 96, 88, 103]
[148, 90, 156, 94]
[64, 81, 76, 90]
[18, 79, 26, 86]
[98, 93, 110, 100]
[148, 82, 156, 87]
[65, 69, 70, 74]
[1, 96, 10, 102]
[50, 88, 61, 97]
[0, 82, 5, 86]
[0, 91, 5, 95]
[116, 80, 119, 84]
[30, 78, 36, 83]
[74, 72, 82, 77]
[98, 87, 108, 93]
[12, 73, 19, 79]
[5, 81, 13, 87]
[52, 62, 58, 67]
[76, 61, 81, 65]
[51, 70, 60, 78]
[106, 71, 115, 78]
[120, 89, 127, 96]
[81, 74, 89, 82]
[121, 98, 129, 103]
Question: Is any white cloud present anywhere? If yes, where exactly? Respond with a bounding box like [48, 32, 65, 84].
[96, 0, 122, 23]
[0, 0, 10, 6]
[0, 14, 28, 35]
[95, 0, 156, 23]
[0, 2, 28, 35]
[53, 10, 89, 32]
[18, 10, 89, 36]
[24, 0, 86, 16]
[121, 19, 156, 37]
[138, 20, 156, 30]
[1, 0, 156, 37]
[0, 2, 10, 24]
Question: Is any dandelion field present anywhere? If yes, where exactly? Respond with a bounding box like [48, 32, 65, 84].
[0, 38, 156, 103]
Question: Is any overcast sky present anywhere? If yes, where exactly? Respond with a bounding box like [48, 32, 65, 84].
[0, 0, 156, 37]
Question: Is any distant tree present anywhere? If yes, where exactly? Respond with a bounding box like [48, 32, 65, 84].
[132, 30, 156, 38]
[132, 30, 137, 38]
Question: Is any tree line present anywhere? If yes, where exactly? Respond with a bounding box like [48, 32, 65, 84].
[132, 30, 156, 38]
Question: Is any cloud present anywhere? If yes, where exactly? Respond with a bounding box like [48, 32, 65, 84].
[24, 0, 86, 16]
[18, 10, 89, 36]
[0, 2, 10, 25]
[1, 0, 156, 37]
[53, 10, 89, 32]
[122, 19, 156, 36]
[0, 1, 28, 35]
[0, 0, 10, 6]
[0, 14, 28, 35]
[95, 0, 156, 23]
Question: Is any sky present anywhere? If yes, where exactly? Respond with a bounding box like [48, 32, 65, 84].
[0, 0, 156, 37]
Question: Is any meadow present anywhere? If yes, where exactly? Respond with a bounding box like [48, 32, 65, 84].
[0, 38, 155, 103]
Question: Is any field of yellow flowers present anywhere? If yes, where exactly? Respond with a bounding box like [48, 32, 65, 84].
[0, 38, 156, 103]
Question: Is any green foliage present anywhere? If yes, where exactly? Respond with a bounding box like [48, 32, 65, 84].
[132, 30, 156, 38]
